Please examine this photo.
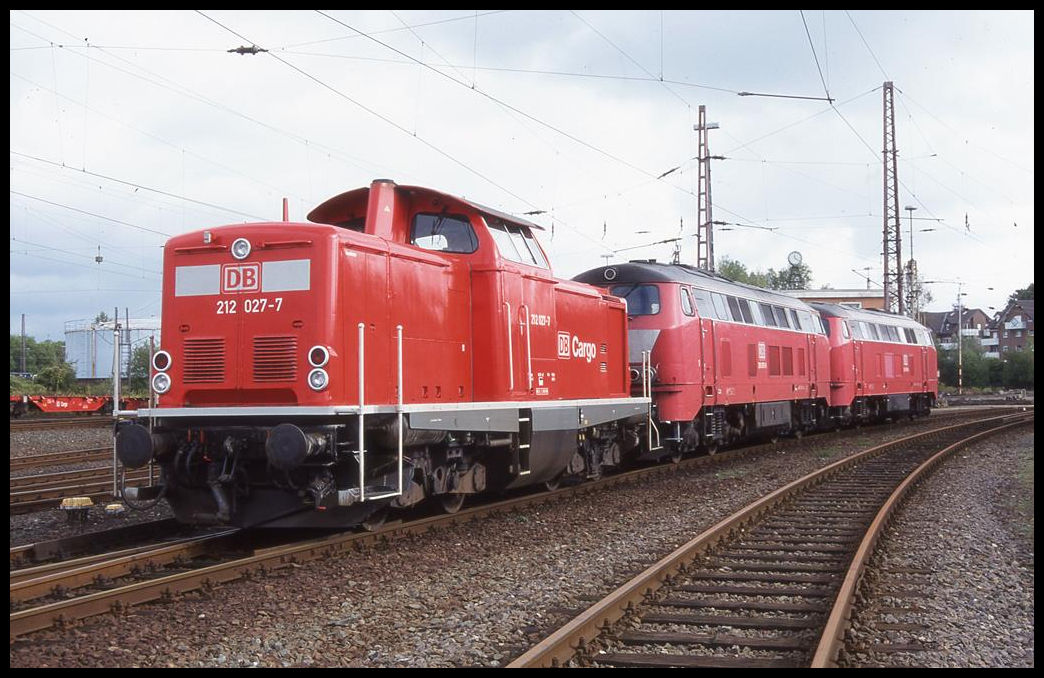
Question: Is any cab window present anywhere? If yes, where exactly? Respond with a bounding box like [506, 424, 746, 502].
[680, 287, 695, 316]
[611, 284, 661, 316]
[690, 287, 714, 318]
[411, 213, 478, 253]
[487, 219, 548, 268]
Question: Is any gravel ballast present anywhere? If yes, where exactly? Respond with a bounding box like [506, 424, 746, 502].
[838, 428, 1034, 668]
[9, 413, 1033, 668]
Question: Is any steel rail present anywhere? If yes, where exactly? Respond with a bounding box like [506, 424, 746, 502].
[809, 415, 1034, 667]
[506, 412, 1031, 668]
[10, 467, 149, 490]
[10, 448, 112, 473]
[10, 518, 182, 569]
[10, 529, 239, 594]
[10, 417, 111, 432]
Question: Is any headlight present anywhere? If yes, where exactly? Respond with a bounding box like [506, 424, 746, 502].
[152, 350, 171, 372]
[231, 237, 251, 260]
[152, 372, 171, 394]
[308, 345, 330, 367]
[308, 368, 329, 391]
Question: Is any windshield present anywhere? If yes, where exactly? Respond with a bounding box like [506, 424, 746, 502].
[610, 284, 661, 316]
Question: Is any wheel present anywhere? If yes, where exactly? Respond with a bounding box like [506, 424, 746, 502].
[792, 429, 804, 440]
[440, 493, 466, 514]
[543, 474, 562, 492]
[704, 442, 718, 456]
[669, 449, 684, 464]
[769, 434, 780, 445]
[359, 508, 388, 532]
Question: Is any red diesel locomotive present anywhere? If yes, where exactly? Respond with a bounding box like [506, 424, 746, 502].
[573, 262, 938, 454]
[118, 180, 648, 528]
[810, 302, 937, 419]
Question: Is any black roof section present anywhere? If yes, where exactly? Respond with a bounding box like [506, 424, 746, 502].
[573, 261, 817, 311]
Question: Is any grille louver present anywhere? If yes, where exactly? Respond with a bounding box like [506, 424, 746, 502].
[183, 338, 225, 383]
[253, 335, 298, 382]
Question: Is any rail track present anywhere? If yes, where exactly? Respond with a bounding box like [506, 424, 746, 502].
[8, 408, 1029, 642]
[9, 447, 113, 473]
[11, 518, 183, 569]
[9, 409, 877, 640]
[10, 467, 154, 515]
[10, 416, 112, 432]
[506, 411, 1032, 668]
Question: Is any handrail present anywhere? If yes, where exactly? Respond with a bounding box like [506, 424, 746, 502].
[356, 322, 404, 503]
[504, 302, 514, 391]
[521, 304, 533, 391]
[358, 322, 366, 502]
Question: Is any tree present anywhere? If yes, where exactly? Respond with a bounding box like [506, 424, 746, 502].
[1002, 349, 1034, 390]
[768, 262, 813, 290]
[94, 311, 112, 325]
[127, 344, 152, 393]
[718, 256, 814, 291]
[936, 337, 990, 390]
[1007, 283, 1034, 305]
[9, 335, 66, 374]
[35, 363, 76, 393]
[717, 257, 770, 288]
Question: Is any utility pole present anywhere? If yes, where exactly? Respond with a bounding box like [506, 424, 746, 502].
[20, 314, 26, 374]
[694, 106, 720, 272]
[956, 282, 965, 396]
[882, 82, 904, 314]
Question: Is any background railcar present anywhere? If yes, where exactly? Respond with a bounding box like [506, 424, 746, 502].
[10, 395, 149, 417]
[810, 303, 937, 422]
[118, 180, 647, 528]
[573, 262, 832, 454]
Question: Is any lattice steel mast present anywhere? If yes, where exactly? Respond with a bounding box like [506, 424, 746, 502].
[882, 82, 904, 314]
[695, 105, 716, 272]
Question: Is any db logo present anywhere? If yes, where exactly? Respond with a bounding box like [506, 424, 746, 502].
[557, 332, 571, 358]
[222, 264, 260, 293]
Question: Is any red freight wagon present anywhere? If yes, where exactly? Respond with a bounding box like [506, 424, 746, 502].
[810, 303, 936, 420]
[9, 395, 147, 417]
[574, 262, 832, 454]
[118, 180, 648, 528]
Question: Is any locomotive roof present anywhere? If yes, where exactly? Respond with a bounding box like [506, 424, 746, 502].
[809, 302, 932, 331]
[307, 181, 545, 231]
[574, 261, 816, 311]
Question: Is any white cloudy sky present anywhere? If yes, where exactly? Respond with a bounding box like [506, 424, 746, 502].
[10, 10, 1034, 340]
